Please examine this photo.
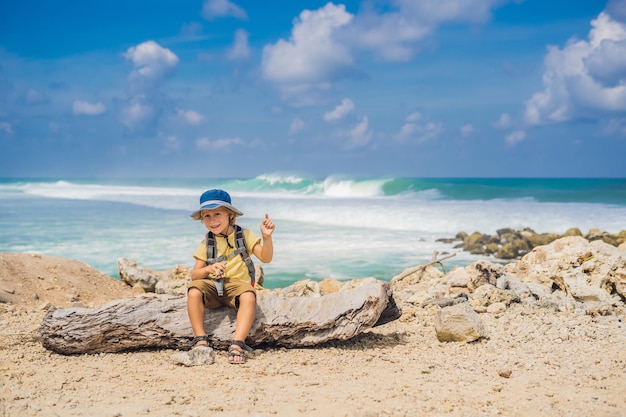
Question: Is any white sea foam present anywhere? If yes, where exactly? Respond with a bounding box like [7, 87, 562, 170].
[17, 181, 198, 210]
[255, 173, 305, 185]
[320, 177, 386, 197]
[11, 180, 625, 236]
[2, 177, 625, 286]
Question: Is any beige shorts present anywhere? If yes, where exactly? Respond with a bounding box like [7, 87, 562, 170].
[188, 279, 256, 309]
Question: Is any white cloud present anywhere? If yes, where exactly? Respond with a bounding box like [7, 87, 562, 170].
[0, 121, 13, 134]
[289, 118, 306, 135]
[122, 41, 179, 134]
[395, 112, 442, 142]
[406, 111, 422, 122]
[324, 98, 355, 121]
[24, 88, 47, 105]
[493, 113, 512, 129]
[525, 12, 626, 125]
[601, 117, 626, 136]
[586, 39, 626, 87]
[398, 0, 502, 23]
[261, 3, 354, 89]
[345, 0, 504, 62]
[119, 97, 157, 132]
[196, 136, 245, 151]
[124, 40, 179, 86]
[176, 109, 204, 125]
[73, 100, 106, 116]
[261, 1, 507, 101]
[345, 116, 372, 149]
[202, 0, 247, 21]
[460, 123, 475, 137]
[505, 130, 526, 146]
[228, 29, 250, 61]
[180, 22, 203, 38]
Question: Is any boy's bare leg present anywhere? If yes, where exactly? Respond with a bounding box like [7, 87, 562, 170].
[230, 291, 256, 363]
[187, 287, 208, 347]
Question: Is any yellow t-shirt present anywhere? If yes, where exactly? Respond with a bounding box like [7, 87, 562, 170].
[193, 227, 261, 283]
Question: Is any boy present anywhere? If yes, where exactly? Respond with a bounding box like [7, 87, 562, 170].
[187, 189, 274, 364]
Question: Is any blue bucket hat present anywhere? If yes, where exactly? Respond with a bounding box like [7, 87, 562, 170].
[190, 189, 243, 220]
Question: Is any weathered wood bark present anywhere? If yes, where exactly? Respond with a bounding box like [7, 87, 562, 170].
[39, 281, 401, 355]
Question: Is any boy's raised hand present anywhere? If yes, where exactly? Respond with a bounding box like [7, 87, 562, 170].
[260, 213, 275, 237]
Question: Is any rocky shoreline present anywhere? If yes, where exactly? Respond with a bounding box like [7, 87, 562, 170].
[437, 227, 626, 260]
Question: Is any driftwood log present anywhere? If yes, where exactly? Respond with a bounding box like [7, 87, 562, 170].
[39, 280, 401, 355]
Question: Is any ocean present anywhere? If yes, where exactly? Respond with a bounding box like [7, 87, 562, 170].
[1, 176, 625, 289]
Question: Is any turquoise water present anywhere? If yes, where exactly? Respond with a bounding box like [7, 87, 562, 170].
[1, 175, 625, 289]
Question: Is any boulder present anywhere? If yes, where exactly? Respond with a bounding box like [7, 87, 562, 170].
[505, 236, 626, 301]
[434, 302, 488, 342]
[170, 346, 215, 366]
[118, 258, 162, 292]
[468, 284, 519, 312]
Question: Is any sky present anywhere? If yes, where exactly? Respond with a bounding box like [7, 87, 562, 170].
[0, 0, 625, 178]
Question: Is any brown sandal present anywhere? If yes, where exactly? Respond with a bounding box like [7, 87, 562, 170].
[190, 335, 209, 349]
[228, 340, 253, 364]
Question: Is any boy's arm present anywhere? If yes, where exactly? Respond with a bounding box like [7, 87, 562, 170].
[253, 213, 274, 263]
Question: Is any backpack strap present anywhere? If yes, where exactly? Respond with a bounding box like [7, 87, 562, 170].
[205, 226, 256, 290]
[205, 231, 226, 296]
[205, 231, 228, 264]
[234, 225, 256, 287]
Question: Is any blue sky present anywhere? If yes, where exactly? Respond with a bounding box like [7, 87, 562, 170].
[1, 0, 625, 178]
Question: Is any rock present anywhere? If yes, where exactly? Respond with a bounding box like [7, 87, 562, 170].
[584, 301, 613, 317]
[275, 279, 321, 297]
[563, 228, 583, 237]
[498, 369, 512, 378]
[497, 274, 533, 301]
[486, 302, 507, 314]
[469, 284, 519, 311]
[466, 260, 503, 291]
[434, 303, 488, 343]
[319, 278, 342, 294]
[155, 277, 188, 295]
[118, 258, 162, 292]
[391, 265, 446, 307]
[496, 227, 516, 237]
[524, 231, 561, 248]
[505, 236, 588, 287]
[505, 236, 626, 302]
[0, 291, 16, 304]
[170, 346, 215, 366]
[586, 228, 604, 241]
[440, 227, 626, 261]
[446, 267, 470, 288]
[422, 293, 468, 308]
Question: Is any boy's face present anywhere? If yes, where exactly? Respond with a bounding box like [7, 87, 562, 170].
[201, 206, 231, 234]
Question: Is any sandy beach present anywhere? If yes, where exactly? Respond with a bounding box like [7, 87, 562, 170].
[1, 252, 625, 417]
